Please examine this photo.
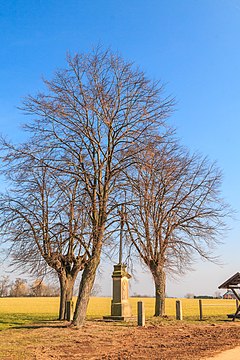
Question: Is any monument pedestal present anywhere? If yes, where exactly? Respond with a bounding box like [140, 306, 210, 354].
[104, 264, 132, 321]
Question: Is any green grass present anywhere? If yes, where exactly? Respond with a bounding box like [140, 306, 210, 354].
[0, 297, 59, 330]
[0, 313, 56, 330]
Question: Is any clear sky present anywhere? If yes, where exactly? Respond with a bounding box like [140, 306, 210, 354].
[1, 0, 240, 297]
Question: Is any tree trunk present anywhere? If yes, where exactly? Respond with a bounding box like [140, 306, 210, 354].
[72, 250, 101, 327]
[58, 273, 76, 320]
[153, 268, 166, 317]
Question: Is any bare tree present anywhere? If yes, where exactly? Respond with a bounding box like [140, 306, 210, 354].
[125, 142, 229, 316]
[0, 149, 90, 319]
[9, 278, 29, 297]
[0, 276, 10, 297]
[185, 293, 195, 299]
[16, 48, 173, 326]
[30, 279, 49, 297]
[30, 278, 60, 297]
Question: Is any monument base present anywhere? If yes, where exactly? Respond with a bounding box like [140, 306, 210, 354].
[111, 300, 132, 318]
[103, 315, 133, 321]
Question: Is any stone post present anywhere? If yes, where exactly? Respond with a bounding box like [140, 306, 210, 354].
[176, 300, 182, 320]
[66, 300, 74, 321]
[137, 301, 145, 326]
[199, 299, 203, 321]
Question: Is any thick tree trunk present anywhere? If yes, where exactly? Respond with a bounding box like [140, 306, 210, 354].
[72, 249, 101, 327]
[58, 273, 76, 320]
[153, 268, 166, 317]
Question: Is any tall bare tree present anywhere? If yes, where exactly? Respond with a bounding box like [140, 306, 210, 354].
[9, 278, 29, 297]
[17, 48, 173, 326]
[125, 142, 229, 316]
[0, 276, 10, 297]
[0, 148, 90, 319]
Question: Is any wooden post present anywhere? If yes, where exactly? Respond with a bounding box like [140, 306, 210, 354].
[199, 299, 203, 321]
[176, 300, 182, 320]
[66, 300, 74, 321]
[137, 301, 145, 326]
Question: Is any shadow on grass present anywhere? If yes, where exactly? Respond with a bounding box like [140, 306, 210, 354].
[11, 320, 70, 330]
[0, 314, 60, 331]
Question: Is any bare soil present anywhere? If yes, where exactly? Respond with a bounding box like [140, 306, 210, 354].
[1, 320, 240, 359]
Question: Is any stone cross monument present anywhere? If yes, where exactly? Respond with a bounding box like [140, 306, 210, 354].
[110, 263, 132, 320]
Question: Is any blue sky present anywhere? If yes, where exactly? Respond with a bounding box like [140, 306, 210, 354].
[1, 0, 240, 297]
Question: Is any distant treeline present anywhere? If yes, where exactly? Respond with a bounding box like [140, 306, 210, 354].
[0, 276, 59, 297]
[194, 296, 216, 299]
[0, 275, 102, 298]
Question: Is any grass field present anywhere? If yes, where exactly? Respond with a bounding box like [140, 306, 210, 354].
[0, 297, 238, 330]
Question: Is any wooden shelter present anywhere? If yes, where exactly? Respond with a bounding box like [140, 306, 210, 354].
[219, 272, 240, 321]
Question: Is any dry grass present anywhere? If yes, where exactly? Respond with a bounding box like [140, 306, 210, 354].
[0, 297, 237, 330]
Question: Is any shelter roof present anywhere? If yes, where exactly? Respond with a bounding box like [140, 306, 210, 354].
[218, 272, 240, 289]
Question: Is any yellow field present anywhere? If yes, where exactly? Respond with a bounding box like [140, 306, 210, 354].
[0, 297, 237, 320]
[85, 297, 238, 319]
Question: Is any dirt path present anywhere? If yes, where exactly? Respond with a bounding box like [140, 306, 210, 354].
[205, 346, 240, 359]
[0, 320, 240, 359]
